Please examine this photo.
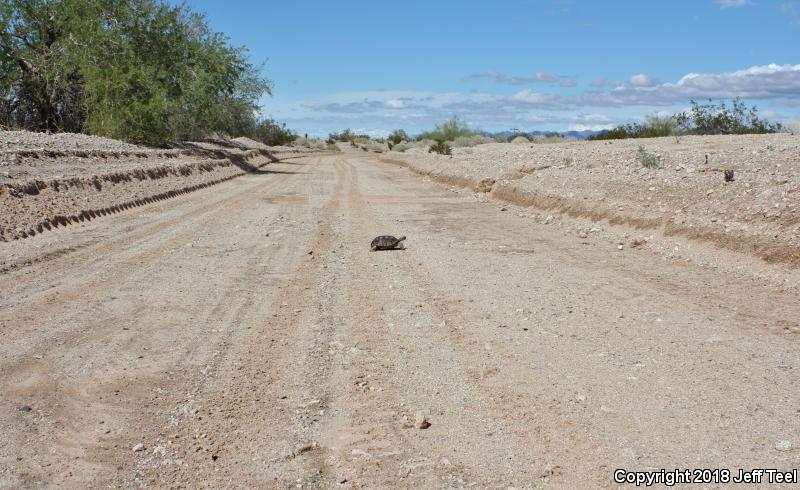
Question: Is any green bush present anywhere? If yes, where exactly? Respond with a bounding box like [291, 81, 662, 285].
[388, 129, 409, 145]
[676, 98, 781, 135]
[251, 118, 295, 146]
[636, 146, 661, 168]
[429, 140, 452, 155]
[591, 99, 780, 141]
[418, 116, 482, 142]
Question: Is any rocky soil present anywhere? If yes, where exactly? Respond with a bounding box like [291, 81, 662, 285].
[2, 151, 799, 488]
[384, 134, 800, 266]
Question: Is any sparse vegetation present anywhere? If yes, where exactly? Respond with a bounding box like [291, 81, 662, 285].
[676, 98, 782, 135]
[590, 114, 679, 141]
[636, 146, 661, 168]
[417, 116, 482, 142]
[510, 135, 530, 144]
[388, 129, 409, 145]
[251, 118, 296, 146]
[328, 129, 372, 143]
[590, 99, 781, 141]
[428, 140, 452, 156]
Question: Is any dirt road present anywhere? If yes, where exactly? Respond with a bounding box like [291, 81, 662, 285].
[2, 153, 799, 488]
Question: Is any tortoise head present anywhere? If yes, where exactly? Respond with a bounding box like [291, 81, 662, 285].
[397, 236, 406, 241]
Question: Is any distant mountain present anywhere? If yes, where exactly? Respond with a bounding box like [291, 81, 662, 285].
[489, 129, 603, 140]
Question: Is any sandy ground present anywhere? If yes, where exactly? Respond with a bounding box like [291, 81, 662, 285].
[1, 150, 800, 488]
[383, 134, 800, 267]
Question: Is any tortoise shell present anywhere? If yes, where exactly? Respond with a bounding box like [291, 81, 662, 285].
[371, 235, 406, 250]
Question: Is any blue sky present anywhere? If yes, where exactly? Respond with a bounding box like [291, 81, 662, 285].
[185, 0, 799, 136]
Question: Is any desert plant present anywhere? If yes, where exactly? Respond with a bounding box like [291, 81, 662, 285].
[676, 98, 782, 135]
[510, 135, 530, 144]
[636, 146, 661, 168]
[418, 116, 482, 142]
[252, 118, 296, 146]
[388, 129, 409, 145]
[429, 140, 452, 156]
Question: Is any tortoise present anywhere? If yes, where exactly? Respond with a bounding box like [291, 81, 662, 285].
[371, 235, 406, 251]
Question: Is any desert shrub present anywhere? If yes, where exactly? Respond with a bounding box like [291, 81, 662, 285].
[452, 134, 491, 147]
[388, 129, 409, 145]
[590, 114, 678, 141]
[636, 146, 661, 168]
[326, 142, 340, 152]
[676, 98, 782, 135]
[510, 135, 530, 144]
[252, 118, 295, 146]
[429, 140, 452, 155]
[591, 100, 780, 141]
[328, 128, 372, 143]
[418, 116, 482, 142]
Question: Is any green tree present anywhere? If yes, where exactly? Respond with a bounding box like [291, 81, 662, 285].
[0, 0, 272, 145]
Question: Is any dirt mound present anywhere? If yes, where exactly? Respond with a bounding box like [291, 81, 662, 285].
[0, 130, 325, 241]
[383, 133, 800, 266]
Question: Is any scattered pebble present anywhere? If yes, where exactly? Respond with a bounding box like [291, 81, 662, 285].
[775, 440, 793, 452]
[414, 410, 431, 429]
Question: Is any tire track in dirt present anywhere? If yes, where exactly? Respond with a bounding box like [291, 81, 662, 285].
[1, 160, 314, 486]
[0, 157, 299, 279]
[136, 156, 351, 486]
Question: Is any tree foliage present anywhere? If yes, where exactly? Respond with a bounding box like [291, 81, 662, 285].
[0, 0, 272, 145]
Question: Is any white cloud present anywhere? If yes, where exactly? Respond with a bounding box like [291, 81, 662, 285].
[470, 70, 577, 87]
[629, 74, 658, 87]
[267, 64, 800, 135]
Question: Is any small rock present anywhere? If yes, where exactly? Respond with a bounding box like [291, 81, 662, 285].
[152, 445, 166, 457]
[414, 410, 431, 429]
[17, 405, 32, 413]
[775, 440, 793, 452]
[132, 443, 145, 452]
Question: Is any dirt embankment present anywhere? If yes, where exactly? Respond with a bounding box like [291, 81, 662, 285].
[382, 133, 800, 266]
[0, 131, 324, 241]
